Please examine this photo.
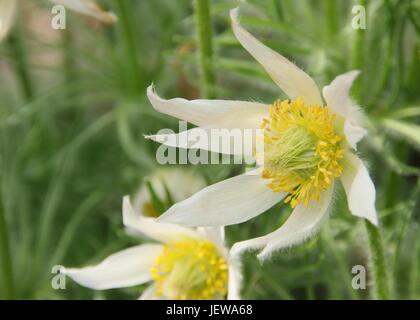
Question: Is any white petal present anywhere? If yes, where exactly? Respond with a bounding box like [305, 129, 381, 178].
[231, 185, 334, 260]
[138, 285, 160, 300]
[0, 0, 17, 42]
[344, 119, 368, 150]
[322, 71, 362, 121]
[230, 8, 322, 106]
[145, 125, 259, 155]
[156, 169, 284, 227]
[322, 70, 368, 149]
[63, 244, 162, 290]
[123, 196, 202, 243]
[197, 226, 228, 258]
[198, 226, 225, 245]
[340, 152, 378, 225]
[227, 256, 242, 300]
[147, 86, 267, 128]
[48, 0, 117, 23]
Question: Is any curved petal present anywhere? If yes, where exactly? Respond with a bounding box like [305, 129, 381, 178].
[123, 196, 202, 243]
[138, 285, 160, 300]
[0, 0, 17, 42]
[340, 152, 378, 225]
[322, 70, 363, 122]
[344, 119, 368, 150]
[231, 185, 334, 260]
[49, 0, 117, 23]
[156, 169, 284, 227]
[145, 125, 259, 156]
[227, 256, 242, 300]
[147, 86, 267, 128]
[63, 244, 162, 290]
[322, 70, 367, 148]
[230, 8, 322, 106]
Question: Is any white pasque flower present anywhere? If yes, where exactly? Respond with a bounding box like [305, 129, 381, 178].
[0, 0, 116, 41]
[145, 8, 378, 260]
[63, 197, 241, 300]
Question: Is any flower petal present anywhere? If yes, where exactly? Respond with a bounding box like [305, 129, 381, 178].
[343, 119, 368, 150]
[322, 70, 362, 122]
[123, 196, 202, 243]
[147, 85, 268, 128]
[196, 226, 230, 261]
[156, 169, 284, 227]
[63, 244, 162, 290]
[322, 70, 367, 148]
[231, 185, 334, 260]
[0, 0, 17, 42]
[230, 8, 322, 106]
[49, 0, 117, 23]
[145, 125, 259, 155]
[340, 152, 378, 225]
[197, 226, 225, 249]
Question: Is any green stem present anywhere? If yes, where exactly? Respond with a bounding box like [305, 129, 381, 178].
[0, 194, 14, 299]
[115, 0, 143, 96]
[351, 0, 367, 100]
[324, 0, 337, 43]
[194, 0, 216, 99]
[364, 220, 390, 299]
[7, 24, 33, 101]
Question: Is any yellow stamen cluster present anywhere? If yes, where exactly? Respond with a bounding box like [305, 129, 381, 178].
[150, 240, 228, 300]
[259, 98, 345, 208]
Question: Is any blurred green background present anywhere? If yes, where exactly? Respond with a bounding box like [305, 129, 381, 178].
[0, 0, 419, 299]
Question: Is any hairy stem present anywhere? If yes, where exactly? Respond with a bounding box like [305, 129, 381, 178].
[365, 220, 390, 299]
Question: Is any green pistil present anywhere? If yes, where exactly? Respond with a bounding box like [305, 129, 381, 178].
[265, 125, 319, 180]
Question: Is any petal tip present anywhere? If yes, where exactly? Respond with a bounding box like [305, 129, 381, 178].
[99, 11, 118, 24]
[146, 84, 156, 99]
[366, 215, 379, 226]
[229, 7, 240, 22]
[143, 134, 153, 140]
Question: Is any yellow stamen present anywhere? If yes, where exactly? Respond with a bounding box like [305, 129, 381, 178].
[257, 98, 345, 208]
[150, 240, 228, 300]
